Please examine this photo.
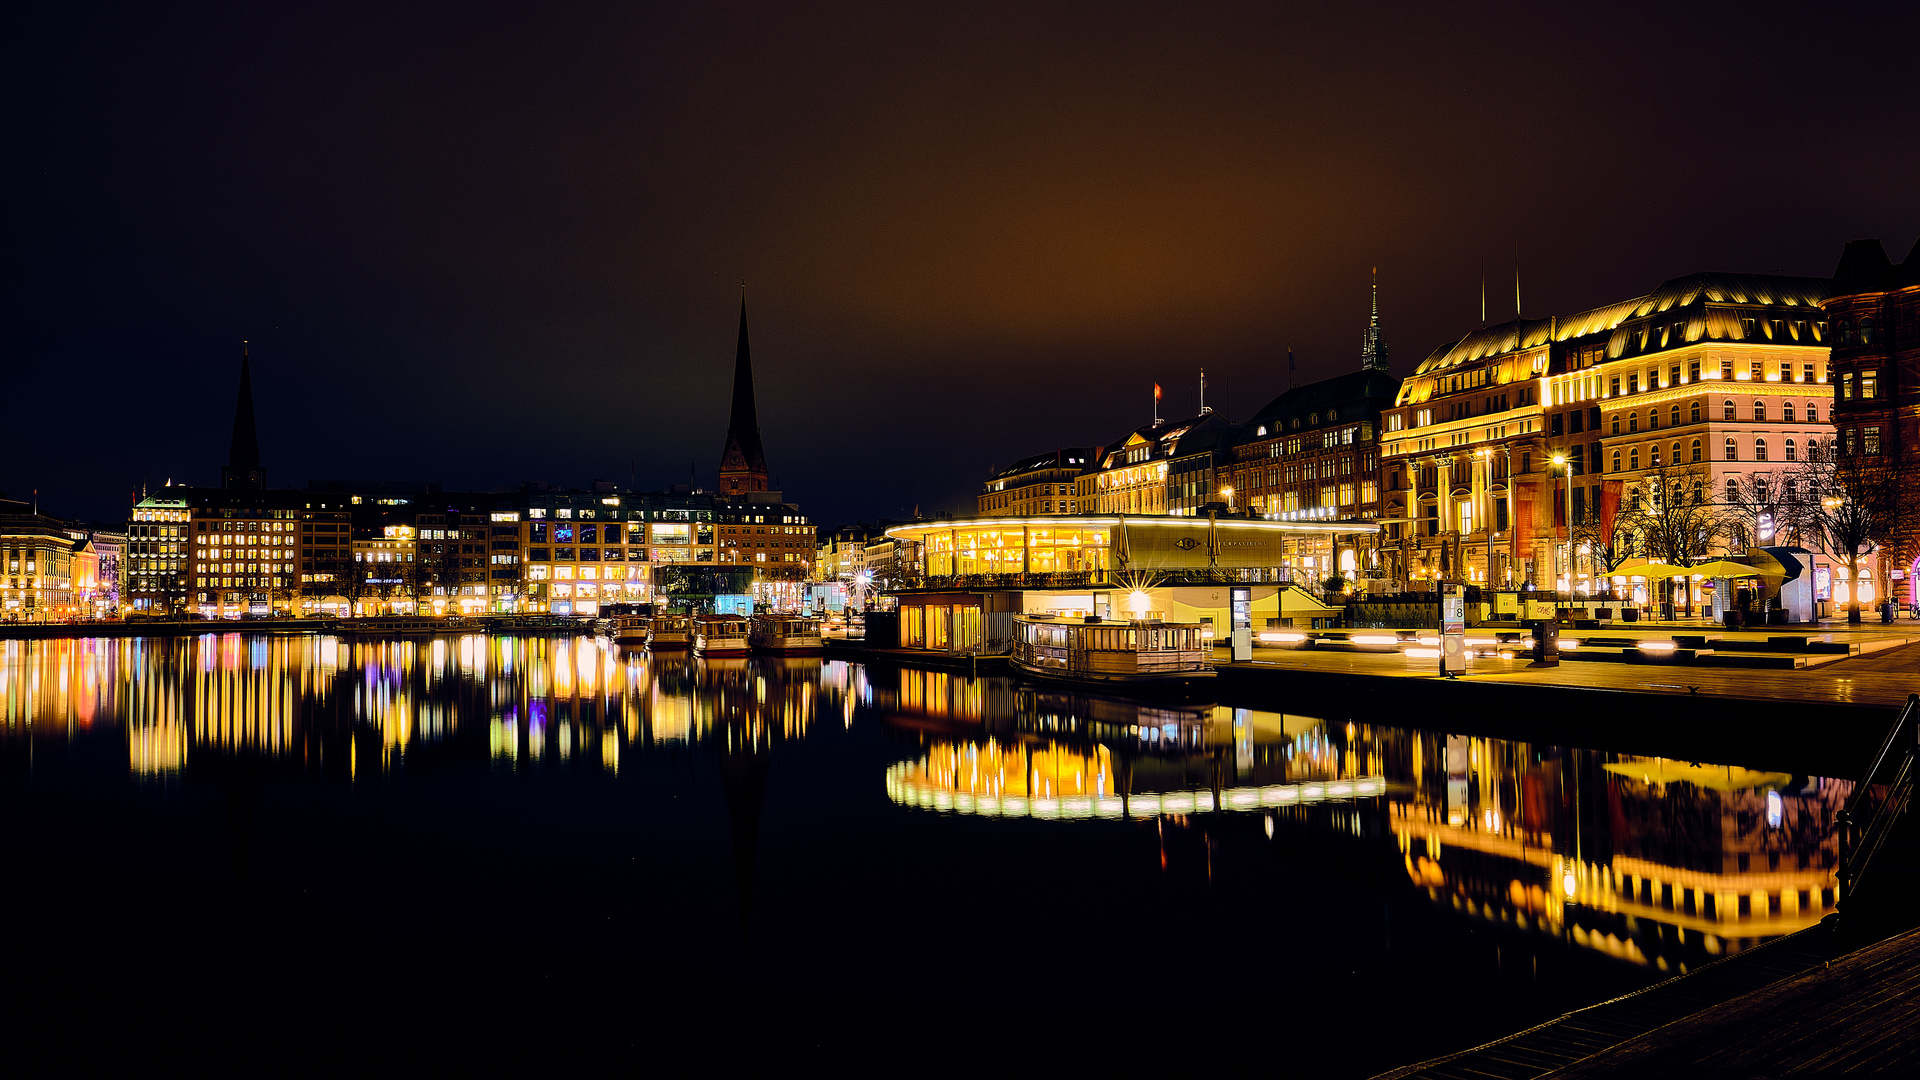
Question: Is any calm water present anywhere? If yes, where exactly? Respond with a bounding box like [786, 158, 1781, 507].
[0, 634, 1846, 1072]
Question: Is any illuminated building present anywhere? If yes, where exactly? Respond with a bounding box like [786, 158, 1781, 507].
[351, 528, 416, 614]
[126, 492, 191, 612]
[1, 497, 82, 621]
[1822, 238, 1919, 611]
[512, 485, 686, 615]
[883, 514, 1360, 650]
[1381, 272, 1832, 591]
[1225, 369, 1400, 582]
[1078, 412, 1229, 516]
[978, 447, 1099, 517]
[63, 526, 126, 615]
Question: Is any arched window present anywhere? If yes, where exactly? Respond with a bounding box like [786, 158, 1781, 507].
[1753, 399, 1766, 422]
[1611, 449, 1622, 473]
[1861, 318, 1876, 345]
[1692, 480, 1704, 505]
[1839, 319, 1852, 343]
[1630, 447, 1641, 470]
[1670, 404, 1682, 427]
[1629, 412, 1639, 433]
[1786, 438, 1797, 462]
[1783, 400, 1795, 422]
[1327, 408, 1338, 422]
[1690, 400, 1701, 423]
[1755, 438, 1768, 461]
[1650, 444, 1661, 466]
[1725, 437, 1738, 461]
[1691, 438, 1702, 462]
[1724, 399, 1736, 420]
[1648, 408, 1658, 429]
[1671, 441, 1683, 465]
[1808, 403, 1820, 422]
[1726, 478, 1739, 504]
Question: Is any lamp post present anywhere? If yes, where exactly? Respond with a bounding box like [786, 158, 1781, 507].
[1551, 452, 1572, 596]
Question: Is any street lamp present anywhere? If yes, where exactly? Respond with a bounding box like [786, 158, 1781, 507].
[1551, 452, 1573, 595]
[1219, 486, 1234, 513]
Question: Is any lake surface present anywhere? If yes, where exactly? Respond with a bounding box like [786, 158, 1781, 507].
[0, 634, 1846, 1072]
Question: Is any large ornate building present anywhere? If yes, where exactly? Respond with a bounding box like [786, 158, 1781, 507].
[1379, 271, 1833, 591]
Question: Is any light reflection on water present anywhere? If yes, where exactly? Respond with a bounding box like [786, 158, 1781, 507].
[0, 632, 1849, 1070]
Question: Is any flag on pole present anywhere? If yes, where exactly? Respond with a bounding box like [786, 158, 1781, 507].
[1153, 383, 1161, 402]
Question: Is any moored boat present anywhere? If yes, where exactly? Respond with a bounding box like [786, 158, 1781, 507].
[1010, 614, 1215, 690]
[647, 614, 692, 651]
[749, 614, 824, 655]
[613, 614, 650, 646]
[691, 614, 751, 657]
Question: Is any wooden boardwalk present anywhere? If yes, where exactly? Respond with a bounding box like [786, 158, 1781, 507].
[1373, 922, 1849, 1079]
[1547, 923, 1920, 1076]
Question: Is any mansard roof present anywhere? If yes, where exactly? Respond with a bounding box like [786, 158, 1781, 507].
[991, 446, 1100, 480]
[1411, 271, 1832, 378]
[1238, 369, 1401, 442]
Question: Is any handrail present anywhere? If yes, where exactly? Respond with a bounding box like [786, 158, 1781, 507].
[1838, 693, 1920, 914]
[1844, 692, 1920, 820]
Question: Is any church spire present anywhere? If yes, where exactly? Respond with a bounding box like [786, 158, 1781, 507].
[719, 288, 770, 496]
[222, 341, 265, 490]
[1361, 268, 1389, 372]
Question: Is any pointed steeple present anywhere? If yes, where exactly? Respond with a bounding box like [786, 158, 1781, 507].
[222, 341, 266, 490]
[718, 288, 770, 496]
[1361, 268, 1390, 372]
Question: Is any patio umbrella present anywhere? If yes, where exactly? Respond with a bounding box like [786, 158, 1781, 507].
[1686, 559, 1785, 579]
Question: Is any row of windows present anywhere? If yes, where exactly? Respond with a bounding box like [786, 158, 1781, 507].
[1610, 436, 1809, 471]
[1610, 398, 1824, 433]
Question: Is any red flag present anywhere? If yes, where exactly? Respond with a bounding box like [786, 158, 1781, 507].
[1153, 383, 1162, 402]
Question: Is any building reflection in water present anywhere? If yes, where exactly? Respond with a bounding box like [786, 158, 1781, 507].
[871, 664, 1847, 976]
[1, 637, 1847, 976]
[0, 634, 837, 783]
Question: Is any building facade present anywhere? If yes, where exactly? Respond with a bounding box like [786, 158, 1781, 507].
[1381, 272, 1833, 593]
[1, 498, 81, 621]
[1822, 238, 1920, 611]
[978, 448, 1098, 517]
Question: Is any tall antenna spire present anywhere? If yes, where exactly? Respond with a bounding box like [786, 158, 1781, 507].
[1514, 242, 1522, 318]
[1480, 257, 1486, 324]
[1361, 268, 1389, 372]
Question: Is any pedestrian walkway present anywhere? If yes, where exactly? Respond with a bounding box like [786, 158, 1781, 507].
[1219, 642, 1917, 709]
[1545, 922, 1920, 1076]
[1372, 921, 1848, 1079]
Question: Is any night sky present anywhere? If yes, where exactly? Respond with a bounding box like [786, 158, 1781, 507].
[10, 1, 1917, 528]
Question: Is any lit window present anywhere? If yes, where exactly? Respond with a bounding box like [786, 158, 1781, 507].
[1725, 437, 1738, 461]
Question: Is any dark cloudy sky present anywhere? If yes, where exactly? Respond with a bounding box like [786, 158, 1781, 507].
[9, 1, 1917, 526]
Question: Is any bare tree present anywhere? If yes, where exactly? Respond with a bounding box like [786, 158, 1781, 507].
[1618, 459, 1725, 616]
[1780, 436, 1909, 624]
[1572, 496, 1636, 598]
[1724, 472, 1801, 553]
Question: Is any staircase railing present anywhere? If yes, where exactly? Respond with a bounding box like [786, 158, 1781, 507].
[1839, 693, 1920, 914]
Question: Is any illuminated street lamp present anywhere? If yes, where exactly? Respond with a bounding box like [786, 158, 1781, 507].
[1219, 485, 1235, 513]
[1551, 452, 1574, 593]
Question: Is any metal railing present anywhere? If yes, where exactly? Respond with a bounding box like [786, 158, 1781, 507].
[900, 568, 1305, 590]
[1838, 692, 1920, 915]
